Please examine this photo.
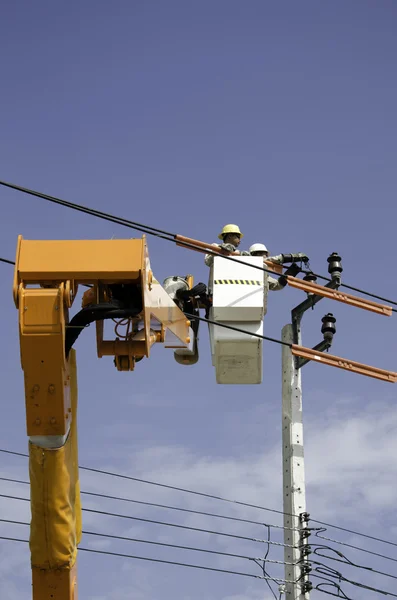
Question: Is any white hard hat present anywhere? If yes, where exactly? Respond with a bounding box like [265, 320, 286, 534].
[249, 243, 268, 254]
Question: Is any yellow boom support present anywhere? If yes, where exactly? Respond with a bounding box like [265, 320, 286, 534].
[14, 235, 190, 599]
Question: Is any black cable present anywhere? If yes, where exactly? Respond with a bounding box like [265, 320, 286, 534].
[0, 535, 291, 582]
[314, 564, 397, 598]
[0, 448, 297, 521]
[0, 494, 295, 548]
[313, 545, 397, 581]
[185, 313, 291, 347]
[0, 257, 14, 265]
[314, 531, 397, 564]
[3, 448, 397, 553]
[314, 577, 355, 600]
[3, 178, 397, 310]
[310, 519, 397, 550]
[0, 518, 263, 564]
[304, 268, 397, 309]
[0, 476, 282, 529]
[0, 180, 281, 279]
[255, 525, 279, 600]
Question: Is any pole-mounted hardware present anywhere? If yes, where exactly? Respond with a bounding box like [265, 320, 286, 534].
[295, 313, 336, 369]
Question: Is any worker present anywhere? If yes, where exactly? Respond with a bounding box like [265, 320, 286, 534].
[249, 243, 308, 291]
[204, 224, 250, 267]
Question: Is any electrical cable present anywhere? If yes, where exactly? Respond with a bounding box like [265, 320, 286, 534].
[313, 530, 397, 564]
[0, 518, 271, 565]
[314, 564, 397, 598]
[253, 525, 279, 600]
[0, 257, 15, 265]
[3, 178, 397, 310]
[0, 476, 292, 530]
[0, 180, 282, 279]
[0, 494, 296, 548]
[2, 449, 397, 551]
[0, 448, 300, 522]
[0, 536, 295, 582]
[313, 545, 397, 582]
[310, 519, 397, 550]
[184, 313, 290, 347]
[313, 576, 355, 600]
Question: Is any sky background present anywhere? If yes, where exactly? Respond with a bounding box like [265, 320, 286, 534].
[1, 1, 397, 599]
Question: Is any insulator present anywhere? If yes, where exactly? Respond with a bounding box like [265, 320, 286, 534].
[303, 272, 317, 285]
[321, 313, 336, 342]
[327, 252, 343, 278]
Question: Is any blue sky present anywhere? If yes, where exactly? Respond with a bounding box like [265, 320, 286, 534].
[1, 2, 397, 598]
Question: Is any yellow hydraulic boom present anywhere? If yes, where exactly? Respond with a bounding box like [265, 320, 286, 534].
[13, 235, 191, 600]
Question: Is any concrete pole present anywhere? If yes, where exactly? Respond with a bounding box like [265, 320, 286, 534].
[281, 323, 311, 600]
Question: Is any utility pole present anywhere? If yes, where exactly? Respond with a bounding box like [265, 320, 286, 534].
[281, 255, 342, 599]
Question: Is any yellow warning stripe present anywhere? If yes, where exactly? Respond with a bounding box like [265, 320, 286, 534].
[214, 279, 262, 285]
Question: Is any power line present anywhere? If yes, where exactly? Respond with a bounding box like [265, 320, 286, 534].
[310, 520, 397, 550]
[0, 180, 280, 279]
[185, 313, 290, 347]
[312, 546, 397, 579]
[0, 448, 296, 520]
[0, 535, 294, 583]
[0, 257, 14, 265]
[313, 531, 397, 564]
[311, 551, 397, 583]
[0, 494, 295, 548]
[2, 178, 397, 310]
[314, 564, 397, 598]
[0, 476, 292, 530]
[0, 518, 294, 570]
[2, 448, 397, 550]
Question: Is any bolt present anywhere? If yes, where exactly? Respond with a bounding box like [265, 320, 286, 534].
[68, 407, 72, 413]
[35, 418, 41, 425]
[65, 413, 69, 419]
[32, 385, 40, 392]
[50, 418, 56, 425]
[48, 385, 55, 394]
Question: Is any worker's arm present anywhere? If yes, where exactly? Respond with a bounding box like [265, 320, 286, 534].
[268, 263, 301, 291]
[268, 253, 309, 265]
[204, 243, 241, 266]
[268, 275, 284, 291]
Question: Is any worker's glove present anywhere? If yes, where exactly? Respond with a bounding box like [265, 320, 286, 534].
[240, 251, 251, 256]
[281, 253, 309, 264]
[219, 243, 236, 252]
[277, 263, 301, 287]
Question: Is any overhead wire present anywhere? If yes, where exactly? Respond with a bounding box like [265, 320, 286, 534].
[0, 536, 295, 583]
[313, 545, 397, 582]
[0, 494, 296, 548]
[2, 178, 397, 310]
[314, 563, 397, 598]
[0, 448, 298, 521]
[310, 519, 397, 550]
[0, 518, 294, 568]
[0, 180, 280, 279]
[0, 476, 291, 530]
[2, 448, 397, 550]
[313, 530, 397, 565]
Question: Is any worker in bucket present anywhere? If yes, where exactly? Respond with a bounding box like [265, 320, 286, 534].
[204, 224, 250, 267]
[249, 243, 308, 291]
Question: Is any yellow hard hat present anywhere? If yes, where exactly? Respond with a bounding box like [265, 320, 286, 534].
[218, 224, 244, 240]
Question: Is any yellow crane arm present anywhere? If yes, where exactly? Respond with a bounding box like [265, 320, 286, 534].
[14, 235, 190, 599]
